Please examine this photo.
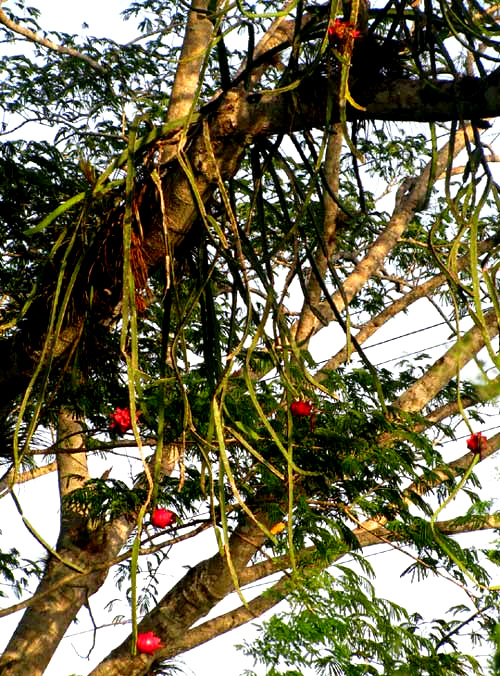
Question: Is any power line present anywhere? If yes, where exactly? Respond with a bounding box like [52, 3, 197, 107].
[375, 339, 455, 366]
[257, 320, 469, 383]
[362, 320, 448, 351]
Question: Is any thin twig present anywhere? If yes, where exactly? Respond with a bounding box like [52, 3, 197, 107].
[0, 7, 107, 73]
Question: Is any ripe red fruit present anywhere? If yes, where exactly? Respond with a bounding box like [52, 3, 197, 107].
[466, 432, 487, 455]
[109, 407, 139, 435]
[136, 631, 162, 655]
[151, 508, 176, 528]
[290, 400, 313, 417]
[327, 18, 361, 47]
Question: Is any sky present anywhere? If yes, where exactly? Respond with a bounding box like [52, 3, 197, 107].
[1, 1, 500, 675]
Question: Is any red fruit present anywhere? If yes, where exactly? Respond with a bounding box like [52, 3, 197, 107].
[151, 508, 176, 528]
[466, 432, 487, 455]
[327, 18, 361, 45]
[136, 631, 162, 655]
[290, 400, 313, 417]
[109, 407, 140, 435]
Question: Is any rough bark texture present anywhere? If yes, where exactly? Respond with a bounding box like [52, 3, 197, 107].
[89, 512, 271, 676]
[165, 1, 215, 125]
[2, 3, 500, 674]
[0, 77, 497, 403]
[0, 415, 133, 676]
[393, 308, 500, 413]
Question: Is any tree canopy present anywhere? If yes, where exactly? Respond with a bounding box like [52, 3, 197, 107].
[1, 1, 500, 674]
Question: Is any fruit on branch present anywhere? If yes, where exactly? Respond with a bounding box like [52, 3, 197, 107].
[109, 407, 139, 435]
[290, 400, 313, 417]
[136, 631, 163, 655]
[327, 18, 361, 51]
[151, 508, 177, 528]
[466, 431, 488, 456]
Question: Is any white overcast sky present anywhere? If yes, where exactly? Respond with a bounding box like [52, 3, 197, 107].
[1, 2, 500, 675]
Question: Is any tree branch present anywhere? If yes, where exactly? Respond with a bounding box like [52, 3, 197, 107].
[296, 124, 343, 343]
[161, 507, 500, 658]
[163, 575, 289, 658]
[89, 511, 272, 675]
[407, 430, 500, 499]
[317, 237, 496, 373]
[295, 125, 472, 343]
[165, 1, 216, 126]
[246, 71, 500, 132]
[0, 7, 106, 73]
[0, 461, 57, 499]
[393, 308, 500, 413]
[0, 415, 129, 676]
[357, 431, 500, 538]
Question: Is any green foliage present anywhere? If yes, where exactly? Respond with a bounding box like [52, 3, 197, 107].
[241, 568, 483, 676]
[0, 542, 44, 599]
[488, 622, 500, 675]
[1, 0, 500, 673]
[62, 478, 143, 523]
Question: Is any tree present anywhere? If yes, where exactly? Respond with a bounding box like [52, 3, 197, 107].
[1, 0, 500, 674]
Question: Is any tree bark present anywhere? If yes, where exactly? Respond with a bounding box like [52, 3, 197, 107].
[0, 75, 498, 404]
[0, 414, 132, 676]
[295, 125, 471, 343]
[393, 308, 500, 413]
[89, 511, 271, 676]
[165, 1, 216, 125]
